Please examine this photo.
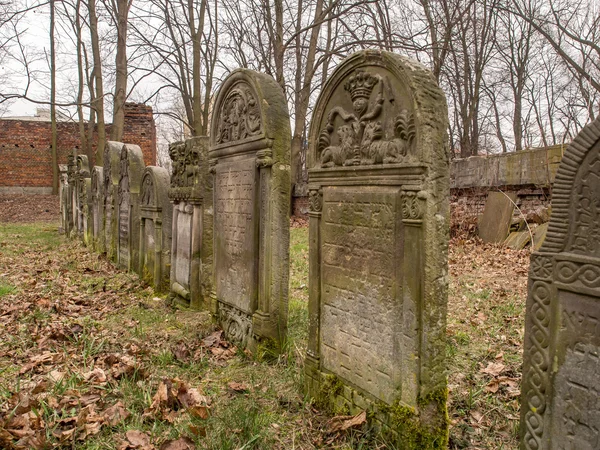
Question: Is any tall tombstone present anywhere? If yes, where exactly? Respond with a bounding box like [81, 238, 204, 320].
[117, 144, 145, 273]
[91, 166, 104, 251]
[520, 116, 600, 450]
[59, 164, 68, 234]
[66, 154, 77, 238]
[139, 166, 172, 292]
[79, 176, 93, 246]
[304, 50, 450, 444]
[168, 137, 213, 309]
[103, 142, 123, 260]
[209, 69, 291, 351]
[75, 155, 91, 237]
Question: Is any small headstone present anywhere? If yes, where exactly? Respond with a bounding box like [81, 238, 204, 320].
[304, 50, 450, 444]
[140, 166, 172, 292]
[505, 230, 532, 249]
[104, 141, 124, 260]
[58, 164, 68, 234]
[478, 192, 516, 243]
[520, 116, 600, 449]
[66, 154, 76, 237]
[168, 137, 213, 309]
[75, 155, 91, 239]
[117, 144, 145, 273]
[209, 69, 291, 351]
[80, 177, 93, 246]
[532, 222, 548, 251]
[91, 166, 104, 251]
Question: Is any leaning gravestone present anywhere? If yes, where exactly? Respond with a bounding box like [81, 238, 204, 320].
[139, 166, 172, 292]
[304, 50, 450, 445]
[168, 137, 213, 309]
[75, 155, 91, 238]
[520, 116, 600, 450]
[104, 142, 123, 260]
[209, 69, 291, 351]
[91, 166, 104, 251]
[117, 144, 145, 273]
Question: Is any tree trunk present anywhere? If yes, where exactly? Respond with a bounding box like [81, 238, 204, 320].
[89, 0, 105, 166]
[50, 0, 58, 195]
[110, 0, 131, 142]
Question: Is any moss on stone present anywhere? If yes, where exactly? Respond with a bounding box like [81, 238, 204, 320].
[314, 373, 345, 413]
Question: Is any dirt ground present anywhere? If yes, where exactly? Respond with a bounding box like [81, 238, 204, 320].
[0, 195, 60, 223]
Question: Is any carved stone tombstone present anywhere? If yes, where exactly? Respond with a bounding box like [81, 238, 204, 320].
[209, 69, 291, 351]
[117, 144, 145, 273]
[91, 166, 104, 251]
[168, 137, 213, 309]
[304, 51, 450, 444]
[75, 155, 91, 238]
[520, 117, 600, 450]
[67, 154, 77, 238]
[59, 164, 68, 234]
[104, 142, 123, 260]
[139, 166, 172, 292]
[79, 176, 93, 246]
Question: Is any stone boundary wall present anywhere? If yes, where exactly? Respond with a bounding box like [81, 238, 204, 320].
[0, 103, 156, 194]
[451, 144, 565, 216]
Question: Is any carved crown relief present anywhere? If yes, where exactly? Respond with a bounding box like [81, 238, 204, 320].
[216, 83, 262, 144]
[317, 70, 415, 168]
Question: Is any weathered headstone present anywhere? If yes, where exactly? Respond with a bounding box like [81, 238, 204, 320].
[140, 166, 172, 292]
[209, 69, 291, 351]
[478, 191, 516, 243]
[304, 50, 450, 445]
[67, 154, 77, 238]
[91, 166, 104, 251]
[79, 176, 93, 246]
[75, 155, 91, 238]
[117, 144, 145, 273]
[104, 142, 124, 260]
[59, 164, 68, 234]
[520, 116, 600, 450]
[168, 137, 213, 309]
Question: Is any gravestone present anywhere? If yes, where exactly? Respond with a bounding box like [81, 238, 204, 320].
[75, 155, 91, 238]
[79, 176, 93, 246]
[520, 116, 600, 450]
[209, 68, 291, 351]
[140, 166, 172, 292]
[478, 191, 517, 243]
[304, 50, 450, 445]
[117, 144, 145, 273]
[103, 141, 124, 260]
[91, 166, 104, 251]
[168, 137, 213, 309]
[66, 154, 77, 238]
[58, 164, 68, 234]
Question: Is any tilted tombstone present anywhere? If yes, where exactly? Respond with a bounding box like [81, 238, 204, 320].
[117, 144, 145, 273]
[139, 166, 173, 292]
[304, 51, 450, 444]
[75, 155, 91, 238]
[91, 166, 104, 251]
[103, 141, 123, 260]
[209, 69, 291, 351]
[520, 116, 600, 450]
[168, 137, 213, 309]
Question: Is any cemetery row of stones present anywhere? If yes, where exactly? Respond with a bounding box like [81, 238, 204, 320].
[57, 50, 600, 450]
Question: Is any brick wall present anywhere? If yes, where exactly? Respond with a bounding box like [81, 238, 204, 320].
[0, 103, 156, 193]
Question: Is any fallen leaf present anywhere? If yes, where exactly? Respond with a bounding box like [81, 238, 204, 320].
[227, 381, 249, 393]
[480, 361, 505, 377]
[159, 437, 195, 450]
[326, 411, 367, 433]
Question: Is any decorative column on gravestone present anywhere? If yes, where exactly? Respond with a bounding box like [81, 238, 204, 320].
[519, 116, 600, 450]
[104, 142, 124, 261]
[75, 155, 91, 239]
[304, 50, 450, 445]
[91, 166, 104, 251]
[209, 69, 291, 353]
[117, 144, 145, 273]
[139, 166, 173, 292]
[58, 164, 68, 234]
[168, 137, 213, 310]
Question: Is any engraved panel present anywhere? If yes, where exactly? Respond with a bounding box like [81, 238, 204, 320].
[119, 196, 130, 269]
[551, 290, 600, 449]
[320, 186, 401, 404]
[174, 207, 192, 289]
[214, 157, 257, 314]
[144, 220, 156, 279]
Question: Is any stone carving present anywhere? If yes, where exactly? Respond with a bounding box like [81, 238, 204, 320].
[104, 142, 125, 261]
[209, 69, 291, 353]
[116, 144, 145, 273]
[139, 166, 172, 292]
[215, 83, 262, 144]
[91, 166, 104, 251]
[317, 70, 415, 168]
[75, 155, 91, 238]
[305, 50, 449, 445]
[520, 116, 600, 450]
[168, 137, 213, 309]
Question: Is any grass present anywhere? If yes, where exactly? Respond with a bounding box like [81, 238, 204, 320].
[0, 221, 528, 449]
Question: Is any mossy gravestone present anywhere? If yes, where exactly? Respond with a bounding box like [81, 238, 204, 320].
[168, 137, 213, 309]
[304, 50, 450, 446]
[75, 155, 91, 239]
[117, 144, 145, 273]
[209, 69, 291, 352]
[520, 116, 600, 450]
[139, 166, 172, 292]
[91, 166, 104, 251]
[104, 141, 124, 260]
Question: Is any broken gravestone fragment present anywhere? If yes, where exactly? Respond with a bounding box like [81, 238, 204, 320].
[520, 116, 600, 450]
[209, 68, 291, 353]
[304, 50, 450, 446]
